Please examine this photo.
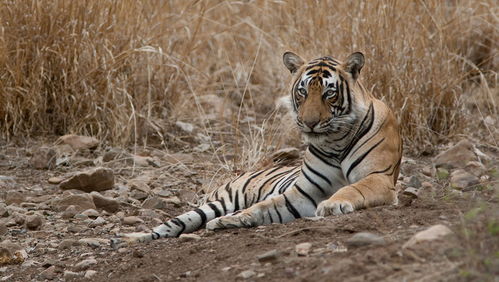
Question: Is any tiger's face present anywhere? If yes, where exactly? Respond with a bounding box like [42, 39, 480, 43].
[283, 52, 365, 140]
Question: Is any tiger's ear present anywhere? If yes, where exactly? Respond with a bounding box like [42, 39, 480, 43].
[283, 51, 305, 74]
[344, 52, 365, 80]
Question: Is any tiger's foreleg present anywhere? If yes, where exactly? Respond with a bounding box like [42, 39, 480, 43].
[206, 186, 318, 231]
[315, 173, 396, 216]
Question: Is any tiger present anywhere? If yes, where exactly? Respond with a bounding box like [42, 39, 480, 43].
[111, 51, 402, 247]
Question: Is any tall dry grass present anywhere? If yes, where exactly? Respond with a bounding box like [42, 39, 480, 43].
[0, 0, 497, 156]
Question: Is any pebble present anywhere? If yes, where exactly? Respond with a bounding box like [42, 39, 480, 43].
[89, 217, 106, 227]
[59, 167, 114, 192]
[74, 258, 98, 271]
[402, 224, 453, 249]
[25, 214, 44, 230]
[39, 265, 57, 280]
[79, 238, 104, 248]
[346, 232, 386, 247]
[403, 187, 419, 198]
[30, 147, 56, 170]
[122, 216, 144, 225]
[57, 194, 96, 212]
[464, 161, 486, 177]
[90, 191, 120, 213]
[141, 197, 166, 209]
[436, 167, 450, 180]
[179, 234, 202, 242]
[421, 181, 433, 189]
[408, 176, 422, 188]
[84, 270, 97, 279]
[256, 249, 280, 263]
[238, 270, 256, 279]
[58, 239, 79, 250]
[48, 177, 64, 184]
[62, 205, 78, 219]
[295, 242, 312, 256]
[82, 209, 100, 219]
[450, 169, 479, 190]
[64, 271, 81, 280]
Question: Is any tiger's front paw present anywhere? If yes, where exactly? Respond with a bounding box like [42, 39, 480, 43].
[315, 199, 355, 217]
[109, 232, 150, 249]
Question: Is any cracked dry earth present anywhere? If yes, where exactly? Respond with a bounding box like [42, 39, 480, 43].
[0, 137, 497, 282]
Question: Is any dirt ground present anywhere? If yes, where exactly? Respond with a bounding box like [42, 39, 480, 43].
[0, 138, 497, 282]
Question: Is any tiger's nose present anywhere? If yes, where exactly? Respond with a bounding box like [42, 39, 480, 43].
[304, 119, 320, 129]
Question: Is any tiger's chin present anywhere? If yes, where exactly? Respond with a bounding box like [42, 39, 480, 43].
[302, 131, 329, 146]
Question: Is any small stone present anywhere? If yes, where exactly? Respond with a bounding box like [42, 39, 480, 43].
[79, 238, 105, 248]
[39, 265, 57, 280]
[179, 234, 202, 242]
[408, 176, 422, 188]
[5, 191, 25, 205]
[90, 191, 120, 213]
[295, 242, 312, 256]
[74, 258, 97, 271]
[30, 147, 56, 170]
[25, 214, 44, 230]
[141, 197, 166, 209]
[421, 181, 433, 189]
[89, 217, 106, 227]
[436, 167, 450, 180]
[327, 242, 348, 253]
[433, 140, 477, 169]
[132, 155, 159, 167]
[82, 209, 100, 219]
[256, 249, 280, 263]
[238, 270, 256, 279]
[57, 134, 99, 150]
[62, 205, 79, 219]
[58, 239, 79, 250]
[346, 232, 386, 247]
[122, 216, 144, 225]
[403, 187, 419, 198]
[422, 167, 432, 177]
[450, 169, 479, 190]
[0, 204, 8, 217]
[48, 177, 64, 184]
[64, 271, 81, 280]
[59, 167, 114, 192]
[464, 161, 486, 177]
[403, 224, 454, 249]
[57, 194, 96, 212]
[84, 270, 97, 279]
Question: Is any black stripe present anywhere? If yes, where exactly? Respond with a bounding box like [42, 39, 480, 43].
[345, 79, 352, 115]
[350, 118, 386, 158]
[283, 194, 301, 219]
[207, 202, 221, 218]
[171, 218, 185, 236]
[193, 208, 207, 226]
[265, 166, 282, 176]
[273, 202, 283, 223]
[294, 184, 317, 208]
[308, 145, 341, 168]
[241, 170, 266, 195]
[164, 222, 172, 228]
[340, 102, 375, 161]
[351, 185, 366, 201]
[267, 210, 273, 223]
[302, 170, 326, 195]
[219, 197, 227, 214]
[367, 165, 392, 177]
[256, 167, 297, 201]
[304, 161, 332, 185]
[233, 190, 240, 211]
[346, 138, 385, 179]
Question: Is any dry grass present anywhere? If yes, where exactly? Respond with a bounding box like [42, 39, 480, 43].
[0, 0, 497, 157]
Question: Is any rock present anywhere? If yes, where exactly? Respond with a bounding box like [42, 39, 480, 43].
[64, 271, 81, 280]
[122, 216, 144, 225]
[25, 214, 44, 230]
[84, 270, 97, 279]
[79, 238, 107, 248]
[422, 166, 432, 177]
[102, 148, 130, 162]
[61, 205, 79, 219]
[74, 258, 97, 271]
[57, 194, 96, 212]
[39, 265, 57, 280]
[129, 179, 151, 193]
[450, 169, 479, 190]
[421, 181, 433, 189]
[179, 234, 202, 242]
[0, 222, 7, 236]
[256, 249, 280, 263]
[58, 239, 80, 250]
[464, 161, 486, 177]
[30, 147, 56, 170]
[408, 176, 422, 188]
[89, 217, 106, 227]
[5, 191, 25, 205]
[403, 187, 420, 198]
[238, 270, 256, 279]
[346, 232, 386, 247]
[82, 209, 100, 219]
[433, 140, 477, 169]
[175, 121, 195, 133]
[295, 242, 312, 256]
[436, 167, 450, 180]
[90, 192, 120, 213]
[403, 224, 454, 249]
[59, 167, 114, 192]
[57, 134, 99, 150]
[142, 197, 166, 209]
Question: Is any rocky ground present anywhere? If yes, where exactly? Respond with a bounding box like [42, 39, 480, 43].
[0, 135, 497, 281]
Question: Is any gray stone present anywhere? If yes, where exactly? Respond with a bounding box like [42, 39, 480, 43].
[238, 270, 256, 279]
[59, 167, 114, 192]
[256, 249, 280, 263]
[30, 147, 56, 170]
[89, 217, 106, 227]
[142, 197, 166, 209]
[57, 194, 96, 212]
[433, 140, 477, 169]
[25, 214, 44, 230]
[58, 239, 80, 250]
[82, 209, 99, 219]
[403, 224, 453, 249]
[346, 232, 386, 247]
[39, 265, 57, 280]
[464, 161, 486, 177]
[64, 271, 81, 281]
[408, 176, 422, 188]
[179, 234, 202, 242]
[62, 205, 78, 219]
[74, 258, 97, 271]
[84, 270, 97, 279]
[90, 191, 120, 213]
[295, 242, 312, 256]
[122, 216, 144, 225]
[450, 169, 480, 190]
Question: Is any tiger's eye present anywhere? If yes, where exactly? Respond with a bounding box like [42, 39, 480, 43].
[298, 88, 307, 96]
[325, 90, 337, 99]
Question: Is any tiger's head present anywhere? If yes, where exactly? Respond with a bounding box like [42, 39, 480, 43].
[282, 51, 367, 142]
